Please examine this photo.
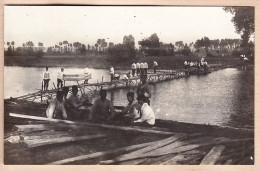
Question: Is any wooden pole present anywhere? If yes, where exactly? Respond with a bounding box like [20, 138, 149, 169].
[9, 113, 177, 136]
[52, 82, 57, 90]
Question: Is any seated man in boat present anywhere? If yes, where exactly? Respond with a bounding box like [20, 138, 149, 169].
[62, 86, 70, 110]
[113, 73, 120, 80]
[132, 94, 155, 127]
[203, 61, 209, 73]
[137, 75, 151, 105]
[46, 91, 68, 119]
[67, 85, 89, 120]
[120, 92, 140, 123]
[89, 89, 115, 122]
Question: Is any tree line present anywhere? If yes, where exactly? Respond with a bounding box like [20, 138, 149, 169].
[5, 7, 255, 61]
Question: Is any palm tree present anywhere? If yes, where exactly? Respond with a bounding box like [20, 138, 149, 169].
[59, 42, 63, 52]
[11, 41, 15, 51]
[27, 41, 34, 51]
[38, 42, 44, 51]
[69, 43, 72, 52]
[22, 43, 26, 51]
[7, 42, 11, 51]
[63, 41, 68, 52]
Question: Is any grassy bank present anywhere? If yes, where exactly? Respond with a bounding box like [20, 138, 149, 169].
[4, 54, 242, 69]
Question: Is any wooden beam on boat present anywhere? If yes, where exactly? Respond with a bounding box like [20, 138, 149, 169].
[99, 137, 253, 164]
[99, 134, 185, 165]
[25, 134, 106, 148]
[22, 132, 69, 141]
[143, 137, 253, 158]
[15, 124, 69, 133]
[200, 145, 226, 165]
[48, 135, 174, 165]
[9, 113, 178, 136]
[157, 149, 201, 165]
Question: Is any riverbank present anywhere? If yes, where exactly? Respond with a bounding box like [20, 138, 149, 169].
[4, 54, 242, 70]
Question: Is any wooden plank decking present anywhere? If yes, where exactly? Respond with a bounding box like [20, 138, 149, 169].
[4, 112, 254, 165]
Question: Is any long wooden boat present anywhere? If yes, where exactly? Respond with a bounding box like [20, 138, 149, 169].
[4, 99, 254, 165]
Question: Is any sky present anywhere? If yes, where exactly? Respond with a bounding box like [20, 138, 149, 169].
[4, 6, 241, 48]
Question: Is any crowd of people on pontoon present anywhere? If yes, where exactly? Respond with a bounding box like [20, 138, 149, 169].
[183, 58, 209, 75]
[45, 74, 155, 127]
[110, 61, 158, 82]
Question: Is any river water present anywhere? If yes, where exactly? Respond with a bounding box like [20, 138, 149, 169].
[4, 66, 254, 128]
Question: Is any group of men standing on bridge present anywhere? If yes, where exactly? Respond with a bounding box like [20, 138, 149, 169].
[183, 58, 209, 75]
[42, 67, 65, 91]
[109, 61, 158, 82]
[131, 61, 158, 77]
[42, 67, 90, 91]
[45, 74, 155, 127]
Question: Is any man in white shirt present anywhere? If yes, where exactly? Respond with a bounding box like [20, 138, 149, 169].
[184, 61, 188, 69]
[136, 62, 141, 75]
[131, 63, 136, 76]
[43, 67, 50, 91]
[57, 68, 64, 89]
[110, 66, 115, 82]
[140, 62, 145, 77]
[144, 62, 148, 75]
[133, 94, 155, 126]
[153, 61, 158, 73]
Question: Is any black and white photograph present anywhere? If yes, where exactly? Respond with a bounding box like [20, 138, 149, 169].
[3, 5, 254, 165]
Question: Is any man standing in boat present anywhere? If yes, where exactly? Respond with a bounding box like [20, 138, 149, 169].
[131, 62, 136, 76]
[144, 61, 148, 75]
[136, 62, 141, 76]
[153, 61, 158, 73]
[140, 62, 145, 77]
[84, 67, 90, 84]
[137, 75, 151, 105]
[110, 66, 114, 82]
[43, 67, 50, 91]
[57, 68, 64, 89]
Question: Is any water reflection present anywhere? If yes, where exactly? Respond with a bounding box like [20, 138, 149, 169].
[107, 68, 254, 128]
